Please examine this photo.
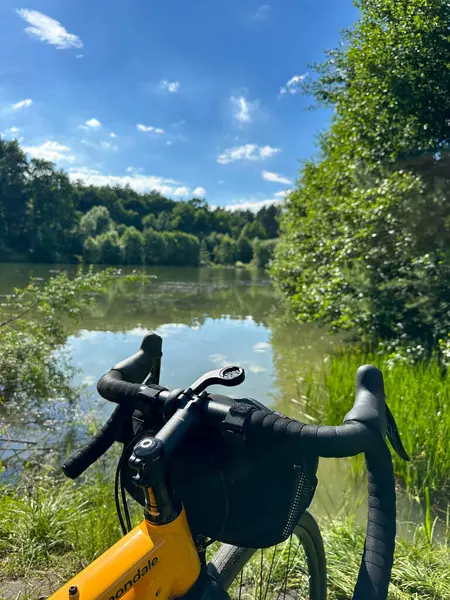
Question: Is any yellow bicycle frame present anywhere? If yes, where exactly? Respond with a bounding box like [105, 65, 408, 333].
[49, 507, 201, 600]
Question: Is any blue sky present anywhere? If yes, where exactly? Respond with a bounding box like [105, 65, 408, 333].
[0, 0, 358, 210]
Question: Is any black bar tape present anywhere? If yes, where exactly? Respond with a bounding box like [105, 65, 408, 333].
[244, 409, 373, 458]
[353, 443, 396, 600]
[97, 369, 141, 404]
[62, 405, 130, 479]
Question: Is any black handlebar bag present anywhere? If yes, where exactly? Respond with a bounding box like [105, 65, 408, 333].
[121, 396, 318, 549]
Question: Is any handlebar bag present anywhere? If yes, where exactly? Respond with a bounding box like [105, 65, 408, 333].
[121, 396, 318, 548]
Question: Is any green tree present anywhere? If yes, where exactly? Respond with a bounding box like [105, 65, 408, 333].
[0, 138, 29, 255]
[144, 228, 167, 265]
[98, 231, 123, 264]
[273, 0, 450, 348]
[237, 236, 253, 263]
[254, 239, 276, 268]
[121, 227, 145, 265]
[26, 159, 77, 262]
[162, 232, 200, 266]
[241, 221, 267, 241]
[83, 236, 101, 264]
[215, 235, 238, 265]
[80, 206, 114, 240]
[256, 205, 280, 239]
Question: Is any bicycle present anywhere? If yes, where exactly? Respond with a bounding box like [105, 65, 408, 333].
[49, 332, 409, 600]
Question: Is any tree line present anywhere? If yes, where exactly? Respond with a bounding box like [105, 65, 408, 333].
[0, 138, 279, 267]
[273, 0, 450, 353]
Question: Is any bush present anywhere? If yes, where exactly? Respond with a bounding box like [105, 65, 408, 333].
[121, 227, 145, 265]
[143, 229, 167, 265]
[82, 236, 101, 264]
[253, 239, 276, 268]
[161, 232, 200, 266]
[79, 206, 113, 239]
[215, 235, 238, 265]
[97, 231, 123, 265]
[237, 235, 253, 263]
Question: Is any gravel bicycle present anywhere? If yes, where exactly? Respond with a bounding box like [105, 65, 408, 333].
[49, 332, 409, 600]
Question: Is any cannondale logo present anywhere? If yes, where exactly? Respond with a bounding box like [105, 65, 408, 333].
[108, 557, 159, 599]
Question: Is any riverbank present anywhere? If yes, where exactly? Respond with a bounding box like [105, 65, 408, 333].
[0, 469, 448, 600]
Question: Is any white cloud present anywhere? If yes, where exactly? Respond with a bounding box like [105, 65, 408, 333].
[109, 132, 117, 138]
[12, 98, 32, 110]
[275, 189, 293, 199]
[81, 118, 101, 129]
[192, 187, 206, 197]
[280, 73, 308, 96]
[17, 9, 83, 50]
[68, 167, 204, 198]
[173, 186, 190, 196]
[160, 80, 180, 93]
[23, 140, 75, 163]
[217, 143, 280, 164]
[76, 53, 84, 59]
[262, 170, 292, 185]
[137, 124, 165, 134]
[166, 140, 173, 146]
[224, 190, 289, 212]
[231, 96, 259, 124]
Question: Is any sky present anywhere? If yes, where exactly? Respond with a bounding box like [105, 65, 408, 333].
[0, 0, 358, 211]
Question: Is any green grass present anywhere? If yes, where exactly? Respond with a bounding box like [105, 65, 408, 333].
[1, 471, 449, 600]
[300, 350, 450, 502]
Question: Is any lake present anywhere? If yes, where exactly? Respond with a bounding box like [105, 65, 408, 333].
[0, 263, 424, 534]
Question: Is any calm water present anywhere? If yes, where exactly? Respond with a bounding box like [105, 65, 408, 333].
[0, 263, 424, 534]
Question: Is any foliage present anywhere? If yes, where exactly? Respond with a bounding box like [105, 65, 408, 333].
[162, 231, 200, 266]
[143, 228, 167, 265]
[301, 349, 450, 501]
[120, 227, 145, 265]
[215, 235, 238, 265]
[272, 0, 450, 348]
[0, 269, 118, 404]
[253, 239, 277, 268]
[0, 137, 280, 267]
[237, 236, 253, 263]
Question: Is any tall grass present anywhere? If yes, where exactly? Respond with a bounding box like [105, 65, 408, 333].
[302, 351, 450, 502]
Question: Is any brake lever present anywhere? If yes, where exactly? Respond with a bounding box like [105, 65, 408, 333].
[386, 403, 410, 461]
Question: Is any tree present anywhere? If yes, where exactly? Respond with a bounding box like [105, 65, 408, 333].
[83, 236, 101, 264]
[0, 138, 29, 255]
[256, 205, 280, 239]
[162, 232, 200, 266]
[80, 206, 114, 239]
[98, 231, 123, 264]
[144, 228, 167, 265]
[273, 0, 450, 349]
[237, 236, 253, 263]
[26, 159, 77, 262]
[215, 235, 238, 265]
[121, 227, 145, 265]
[241, 221, 267, 241]
[254, 239, 276, 268]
